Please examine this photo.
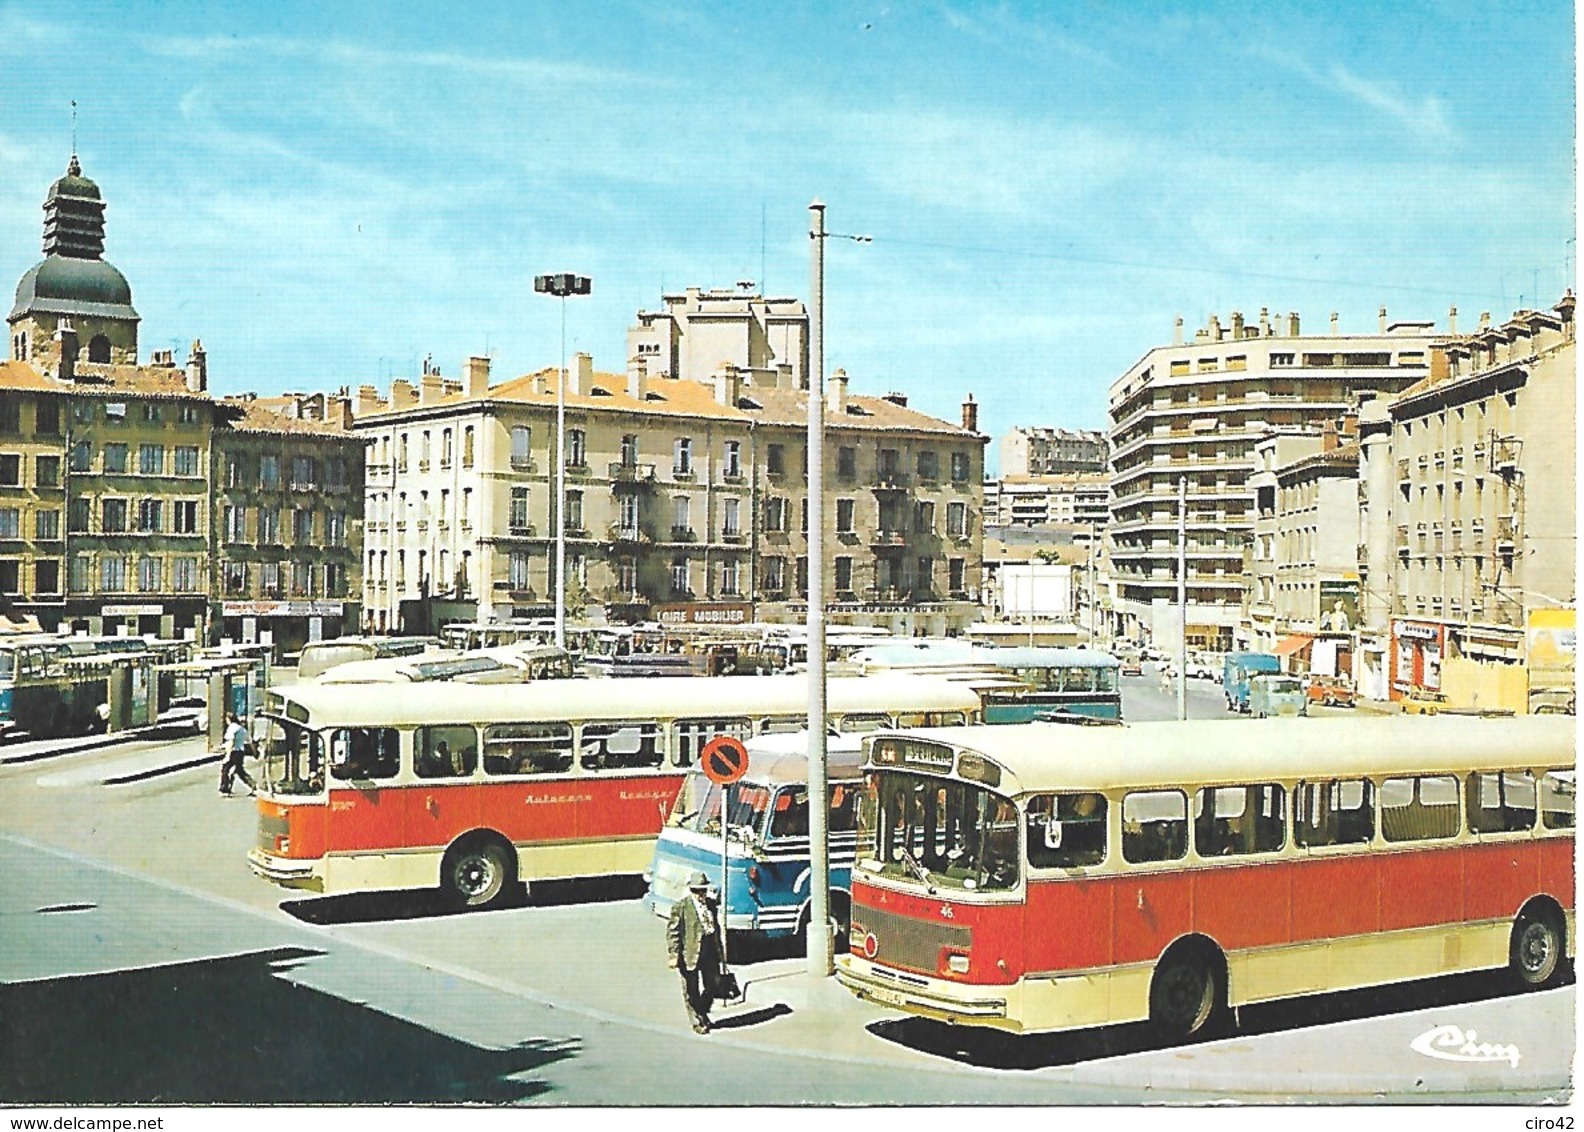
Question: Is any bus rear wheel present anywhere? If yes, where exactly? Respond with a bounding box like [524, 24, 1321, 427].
[1149, 950, 1222, 1041]
[443, 837, 515, 910]
[1510, 909, 1564, 990]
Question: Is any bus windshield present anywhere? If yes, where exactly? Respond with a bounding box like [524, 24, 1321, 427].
[856, 771, 1020, 893]
[665, 772, 774, 838]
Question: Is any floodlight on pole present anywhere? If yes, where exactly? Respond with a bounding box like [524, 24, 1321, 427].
[534, 273, 592, 650]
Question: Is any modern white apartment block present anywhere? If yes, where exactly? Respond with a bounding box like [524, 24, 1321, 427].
[626, 286, 808, 390]
[1106, 307, 1444, 652]
[984, 472, 1109, 529]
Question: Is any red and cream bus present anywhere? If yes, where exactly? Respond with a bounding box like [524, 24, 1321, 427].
[836, 716, 1574, 1040]
[246, 674, 980, 909]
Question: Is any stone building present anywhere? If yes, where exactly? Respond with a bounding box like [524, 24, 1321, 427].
[997, 426, 1107, 476]
[626, 285, 808, 389]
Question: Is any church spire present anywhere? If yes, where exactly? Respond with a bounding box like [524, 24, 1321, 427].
[42, 155, 106, 260]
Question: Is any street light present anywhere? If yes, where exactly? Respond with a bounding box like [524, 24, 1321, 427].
[534, 273, 592, 651]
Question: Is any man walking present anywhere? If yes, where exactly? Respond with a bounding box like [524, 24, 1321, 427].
[666, 872, 723, 1033]
[219, 711, 256, 796]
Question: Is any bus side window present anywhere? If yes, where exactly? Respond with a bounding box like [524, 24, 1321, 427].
[670, 717, 752, 768]
[1194, 784, 1285, 857]
[1027, 792, 1107, 869]
[839, 712, 888, 734]
[1466, 770, 1537, 834]
[483, 723, 572, 775]
[770, 788, 809, 838]
[581, 721, 663, 771]
[1541, 770, 1575, 830]
[415, 725, 478, 779]
[1381, 774, 1461, 842]
[1295, 778, 1374, 847]
[330, 727, 400, 780]
[1122, 790, 1187, 864]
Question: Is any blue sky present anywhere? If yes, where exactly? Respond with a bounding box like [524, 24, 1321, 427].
[1, 2, 1574, 470]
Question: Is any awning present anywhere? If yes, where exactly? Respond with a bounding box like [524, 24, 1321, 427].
[1273, 634, 1313, 657]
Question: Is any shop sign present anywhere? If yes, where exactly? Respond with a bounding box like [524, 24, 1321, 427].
[653, 603, 751, 626]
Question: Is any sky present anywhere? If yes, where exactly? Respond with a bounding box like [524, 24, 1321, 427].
[0, 2, 1575, 473]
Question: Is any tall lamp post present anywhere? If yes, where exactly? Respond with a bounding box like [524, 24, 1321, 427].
[534, 273, 592, 650]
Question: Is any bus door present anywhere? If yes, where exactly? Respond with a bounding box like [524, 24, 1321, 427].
[407, 724, 483, 850]
[321, 725, 403, 853]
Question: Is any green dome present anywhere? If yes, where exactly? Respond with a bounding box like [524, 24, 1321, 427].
[46, 154, 101, 202]
[10, 255, 138, 322]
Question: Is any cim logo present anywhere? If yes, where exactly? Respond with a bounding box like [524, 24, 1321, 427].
[1410, 1023, 1521, 1068]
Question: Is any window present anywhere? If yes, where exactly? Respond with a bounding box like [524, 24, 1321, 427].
[293, 509, 314, 543]
[104, 401, 127, 423]
[100, 555, 127, 592]
[763, 556, 785, 591]
[291, 560, 315, 597]
[508, 551, 531, 590]
[172, 557, 199, 592]
[419, 431, 431, 469]
[1541, 771, 1575, 830]
[1027, 793, 1108, 869]
[1380, 774, 1460, 842]
[326, 457, 348, 492]
[917, 450, 939, 481]
[837, 447, 856, 479]
[673, 437, 692, 475]
[567, 428, 587, 468]
[915, 501, 935, 533]
[672, 495, 691, 535]
[835, 498, 855, 532]
[35, 399, 59, 436]
[764, 496, 788, 532]
[104, 444, 128, 474]
[35, 510, 59, 540]
[69, 443, 90, 473]
[483, 722, 573, 776]
[0, 561, 17, 595]
[565, 490, 584, 532]
[1193, 784, 1285, 856]
[916, 557, 933, 592]
[224, 562, 250, 596]
[69, 556, 91, 593]
[223, 505, 247, 543]
[259, 454, 281, 490]
[947, 501, 969, 537]
[137, 555, 163, 593]
[68, 499, 90, 533]
[720, 559, 740, 595]
[34, 559, 58, 594]
[767, 443, 785, 475]
[172, 446, 198, 476]
[415, 724, 479, 780]
[670, 718, 752, 768]
[834, 556, 853, 592]
[618, 495, 639, 538]
[1294, 779, 1375, 847]
[670, 556, 690, 595]
[951, 451, 970, 482]
[1466, 771, 1537, 834]
[510, 487, 530, 532]
[619, 434, 639, 467]
[139, 444, 164, 475]
[949, 558, 966, 594]
[0, 397, 17, 433]
[580, 721, 663, 771]
[0, 509, 17, 538]
[72, 402, 94, 425]
[722, 497, 740, 538]
[463, 426, 475, 468]
[510, 426, 531, 468]
[169, 499, 195, 536]
[258, 508, 280, 544]
[179, 404, 200, 425]
[225, 455, 245, 488]
[136, 499, 162, 533]
[291, 456, 318, 491]
[325, 511, 346, 545]
[1122, 790, 1188, 863]
[0, 455, 18, 486]
[723, 440, 742, 478]
[327, 728, 401, 781]
[102, 499, 128, 533]
[141, 403, 162, 423]
[441, 428, 453, 468]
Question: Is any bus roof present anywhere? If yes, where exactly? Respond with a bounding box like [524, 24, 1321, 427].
[871, 716, 1577, 796]
[734, 731, 866, 785]
[988, 646, 1119, 669]
[269, 673, 981, 728]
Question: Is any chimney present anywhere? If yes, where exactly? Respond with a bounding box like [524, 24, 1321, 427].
[331, 396, 353, 429]
[774, 363, 793, 390]
[627, 354, 649, 401]
[1448, 305, 1458, 334]
[1231, 311, 1245, 339]
[1378, 306, 1388, 334]
[962, 392, 978, 433]
[713, 363, 741, 407]
[1329, 311, 1339, 335]
[1479, 311, 1491, 330]
[1259, 307, 1271, 337]
[1555, 290, 1576, 329]
[1322, 419, 1338, 452]
[1173, 316, 1184, 346]
[356, 384, 382, 418]
[185, 340, 207, 393]
[420, 371, 443, 405]
[54, 321, 78, 382]
[1339, 411, 1359, 439]
[826, 368, 848, 414]
[570, 351, 593, 396]
[464, 355, 491, 398]
[1287, 311, 1301, 336]
[392, 378, 414, 408]
[1209, 313, 1222, 341]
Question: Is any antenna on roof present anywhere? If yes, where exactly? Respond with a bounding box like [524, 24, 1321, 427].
[70, 100, 77, 155]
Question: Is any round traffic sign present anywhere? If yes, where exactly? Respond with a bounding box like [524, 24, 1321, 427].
[700, 735, 750, 786]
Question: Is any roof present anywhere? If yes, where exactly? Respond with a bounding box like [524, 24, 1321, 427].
[873, 716, 1576, 797]
[220, 400, 354, 438]
[269, 673, 982, 728]
[744, 385, 979, 438]
[738, 731, 867, 785]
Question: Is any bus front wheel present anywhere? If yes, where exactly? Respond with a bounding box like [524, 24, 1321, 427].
[798, 894, 850, 955]
[1149, 948, 1222, 1041]
[442, 837, 515, 910]
[1510, 909, 1565, 990]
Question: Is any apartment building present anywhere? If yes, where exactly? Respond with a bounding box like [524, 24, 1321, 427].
[626, 285, 808, 389]
[354, 353, 986, 633]
[1106, 307, 1442, 653]
[998, 426, 1107, 476]
[1386, 295, 1576, 696]
[984, 473, 1109, 529]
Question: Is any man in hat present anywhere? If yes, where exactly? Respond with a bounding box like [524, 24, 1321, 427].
[666, 871, 723, 1033]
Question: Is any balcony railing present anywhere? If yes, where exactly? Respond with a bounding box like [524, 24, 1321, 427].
[609, 462, 656, 485]
[669, 526, 697, 542]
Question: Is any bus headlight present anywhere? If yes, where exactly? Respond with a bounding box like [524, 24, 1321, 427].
[275, 836, 290, 854]
[942, 949, 971, 975]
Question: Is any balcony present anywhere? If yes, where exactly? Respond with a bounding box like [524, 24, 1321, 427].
[669, 525, 697, 543]
[507, 523, 537, 538]
[509, 456, 537, 472]
[721, 531, 745, 545]
[1493, 438, 1520, 473]
[608, 523, 650, 545]
[871, 530, 907, 547]
[871, 473, 910, 494]
[609, 462, 656, 487]
[1494, 515, 1518, 549]
[1397, 458, 1411, 481]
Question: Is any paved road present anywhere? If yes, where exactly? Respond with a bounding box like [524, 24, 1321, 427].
[0, 721, 1573, 1108]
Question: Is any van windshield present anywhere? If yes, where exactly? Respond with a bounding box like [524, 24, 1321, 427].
[665, 771, 772, 838]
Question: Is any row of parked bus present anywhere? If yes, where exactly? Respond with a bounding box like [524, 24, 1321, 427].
[0, 633, 195, 740]
[245, 658, 1575, 1045]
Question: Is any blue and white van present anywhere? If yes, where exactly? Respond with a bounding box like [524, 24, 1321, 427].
[644, 731, 864, 949]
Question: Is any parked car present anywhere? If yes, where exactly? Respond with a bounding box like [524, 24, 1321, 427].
[1119, 658, 1144, 677]
[1186, 656, 1219, 681]
[1306, 675, 1357, 708]
[1248, 673, 1307, 718]
[1400, 687, 1448, 715]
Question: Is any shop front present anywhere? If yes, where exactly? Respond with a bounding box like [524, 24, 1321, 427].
[219, 599, 357, 662]
[1390, 618, 1446, 698]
